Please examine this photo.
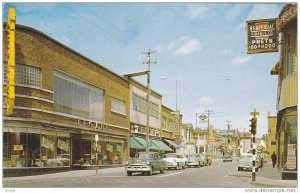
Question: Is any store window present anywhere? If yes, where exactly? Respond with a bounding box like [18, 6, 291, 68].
[81, 134, 92, 166]
[57, 131, 70, 167]
[3, 130, 27, 167]
[41, 132, 56, 167]
[54, 71, 104, 121]
[111, 97, 126, 115]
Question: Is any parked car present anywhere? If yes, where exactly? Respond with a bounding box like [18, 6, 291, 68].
[237, 153, 259, 171]
[186, 154, 205, 167]
[125, 152, 167, 176]
[203, 154, 212, 166]
[223, 155, 233, 162]
[163, 153, 186, 170]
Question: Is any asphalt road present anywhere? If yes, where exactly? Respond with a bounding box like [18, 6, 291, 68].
[4, 159, 258, 188]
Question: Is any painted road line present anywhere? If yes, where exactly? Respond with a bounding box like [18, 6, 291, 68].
[159, 172, 183, 178]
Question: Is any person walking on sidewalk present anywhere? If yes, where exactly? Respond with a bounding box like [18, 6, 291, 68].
[271, 152, 277, 168]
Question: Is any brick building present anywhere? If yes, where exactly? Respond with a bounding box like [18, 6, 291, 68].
[3, 24, 130, 176]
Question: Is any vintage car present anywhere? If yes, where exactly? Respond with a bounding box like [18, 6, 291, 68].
[125, 152, 167, 176]
[202, 154, 212, 166]
[223, 155, 233, 162]
[237, 153, 259, 171]
[186, 154, 205, 167]
[163, 153, 186, 170]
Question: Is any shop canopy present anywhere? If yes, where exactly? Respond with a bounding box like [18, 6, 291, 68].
[130, 137, 144, 149]
[151, 139, 173, 152]
[164, 139, 184, 149]
[130, 136, 173, 152]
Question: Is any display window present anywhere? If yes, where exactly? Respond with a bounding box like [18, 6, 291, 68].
[3, 128, 71, 168]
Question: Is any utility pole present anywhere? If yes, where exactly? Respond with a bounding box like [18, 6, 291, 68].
[142, 49, 156, 153]
[205, 109, 213, 156]
[243, 128, 246, 153]
[226, 120, 232, 130]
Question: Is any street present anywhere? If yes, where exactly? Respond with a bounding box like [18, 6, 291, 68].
[4, 159, 258, 188]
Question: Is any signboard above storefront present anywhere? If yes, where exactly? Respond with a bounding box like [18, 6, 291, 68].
[246, 18, 279, 54]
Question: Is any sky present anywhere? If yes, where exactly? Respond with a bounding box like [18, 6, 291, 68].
[2, 2, 286, 138]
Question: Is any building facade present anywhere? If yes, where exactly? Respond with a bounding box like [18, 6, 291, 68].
[3, 24, 130, 176]
[270, 4, 297, 179]
[126, 79, 173, 157]
[181, 124, 196, 155]
[239, 132, 251, 155]
[161, 105, 183, 153]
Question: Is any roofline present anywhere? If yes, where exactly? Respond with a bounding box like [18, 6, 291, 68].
[6, 23, 129, 84]
[125, 76, 162, 98]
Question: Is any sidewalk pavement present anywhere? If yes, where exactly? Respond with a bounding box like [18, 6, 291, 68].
[251, 161, 298, 188]
[3, 167, 125, 181]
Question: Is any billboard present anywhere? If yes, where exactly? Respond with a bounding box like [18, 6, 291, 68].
[246, 18, 279, 54]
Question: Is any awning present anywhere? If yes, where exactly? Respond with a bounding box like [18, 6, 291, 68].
[151, 139, 173, 152]
[132, 136, 160, 151]
[164, 139, 179, 148]
[130, 137, 144, 149]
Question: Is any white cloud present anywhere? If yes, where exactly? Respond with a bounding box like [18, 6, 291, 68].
[174, 39, 201, 55]
[231, 56, 251, 64]
[198, 96, 214, 106]
[220, 49, 232, 55]
[186, 4, 209, 20]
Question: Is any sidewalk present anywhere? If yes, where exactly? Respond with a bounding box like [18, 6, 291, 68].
[3, 167, 125, 181]
[251, 161, 298, 188]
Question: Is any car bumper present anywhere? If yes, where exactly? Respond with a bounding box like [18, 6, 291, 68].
[187, 162, 198, 166]
[125, 165, 151, 172]
[166, 162, 177, 168]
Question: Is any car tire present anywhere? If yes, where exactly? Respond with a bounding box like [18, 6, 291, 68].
[127, 171, 132, 176]
[160, 167, 164, 174]
[238, 167, 241, 171]
[148, 168, 153, 176]
[176, 163, 180, 170]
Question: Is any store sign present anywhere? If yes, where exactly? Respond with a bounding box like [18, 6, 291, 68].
[78, 119, 108, 132]
[208, 137, 215, 142]
[280, 5, 297, 29]
[246, 18, 279, 54]
[13, 145, 23, 151]
[131, 124, 160, 136]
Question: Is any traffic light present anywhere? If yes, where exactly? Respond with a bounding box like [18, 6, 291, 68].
[249, 117, 257, 135]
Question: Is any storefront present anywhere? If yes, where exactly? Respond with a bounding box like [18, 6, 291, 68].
[3, 23, 130, 176]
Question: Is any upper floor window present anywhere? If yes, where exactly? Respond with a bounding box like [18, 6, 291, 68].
[111, 97, 126, 115]
[132, 93, 159, 118]
[54, 72, 104, 121]
[285, 34, 292, 76]
[4, 63, 42, 88]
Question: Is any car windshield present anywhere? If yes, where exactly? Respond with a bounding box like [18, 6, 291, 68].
[195, 155, 201, 158]
[138, 152, 154, 159]
[187, 154, 196, 158]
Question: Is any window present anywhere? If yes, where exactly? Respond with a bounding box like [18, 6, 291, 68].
[3, 64, 42, 87]
[54, 72, 104, 121]
[111, 97, 126, 115]
[132, 93, 159, 118]
[285, 35, 292, 76]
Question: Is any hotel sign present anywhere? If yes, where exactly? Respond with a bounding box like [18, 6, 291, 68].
[246, 18, 279, 54]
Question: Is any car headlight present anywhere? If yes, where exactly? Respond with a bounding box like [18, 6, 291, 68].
[146, 161, 150, 165]
[125, 161, 128, 165]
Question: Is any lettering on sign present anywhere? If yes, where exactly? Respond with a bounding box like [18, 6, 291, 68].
[246, 18, 278, 54]
[280, 5, 297, 29]
[78, 119, 109, 132]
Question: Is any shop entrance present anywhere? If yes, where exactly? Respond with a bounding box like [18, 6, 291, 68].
[71, 134, 81, 166]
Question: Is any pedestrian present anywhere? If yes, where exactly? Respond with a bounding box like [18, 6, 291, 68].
[271, 152, 277, 168]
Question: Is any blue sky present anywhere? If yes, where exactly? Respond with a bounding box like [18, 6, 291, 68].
[2, 2, 286, 137]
